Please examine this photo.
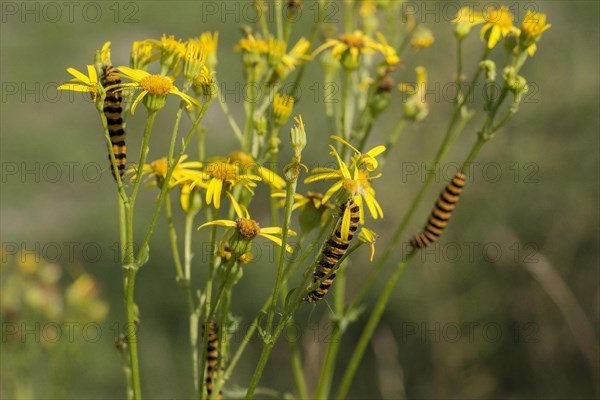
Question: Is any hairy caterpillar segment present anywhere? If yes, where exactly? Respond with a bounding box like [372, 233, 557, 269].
[305, 200, 360, 303]
[410, 172, 466, 249]
[205, 321, 222, 400]
[101, 65, 126, 179]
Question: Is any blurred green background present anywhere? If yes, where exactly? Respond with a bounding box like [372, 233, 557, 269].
[1, 1, 598, 399]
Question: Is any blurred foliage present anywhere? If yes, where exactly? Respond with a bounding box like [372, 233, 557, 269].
[1, 1, 598, 399]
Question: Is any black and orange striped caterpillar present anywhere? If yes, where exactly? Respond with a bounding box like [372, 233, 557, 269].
[205, 321, 222, 400]
[305, 199, 360, 303]
[101, 65, 126, 179]
[410, 171, 466, 249]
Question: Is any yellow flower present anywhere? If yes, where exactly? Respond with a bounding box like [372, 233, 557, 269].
[138, 155, 203, 189]
[198, 193, 296, 253]
[182, 41, 207, 81]
[519, 10, 551, 55]
[130, 41, 155, 71]
[198, 31, 219, 68]
[313, 30, 399, 69]
[145, 34, 186, 72]
[190, 159, 262, 209]
[359, 0, 376, 16]
[330, 135, 386, 172]
[305, 145, 383, 224]
[398, 66, 429, 122]
[193, 65, 217, 100]
[235, 34, 268, 53]
[277, 37, 311, 78]
[410, 26, 435, 50]
[451, 6, 485, 37]
[58, 65, 104, 103]
[358, 228, 378, 261]
[374, 32, 400, 66]
[521, 10, 551, 39]
[273, 93, 295, 126]
[227, 150, 285, 189]
[480, 6, 519, 49]
[112, 66, 199, 114]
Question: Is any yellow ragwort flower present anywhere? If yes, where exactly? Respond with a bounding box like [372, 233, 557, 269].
[197, 31, 219, 68]
[182, 41, 207, 82]
[330, 135, 386, 172]
[451, 6, 485, 37]
[130, 41, 155, 71]
[198, 193, 296, 253]
[273, 93, 295, 126]
[145, 34, 186, 72]
[277, 37, 311, 78]
[313, 30, 399, 69]
[519, 10, 551, 55]
[480, 6, 519, 49]
[410, 26, 435, 50]
[138, 155, 203, 189]
[235, 34, 268, 54]
[58, 65, 104, 103]
[305, 144, 383, 224]
[113, 66, 199, 114]
[190, 159, 262, 209]
[227, 150, 285, 189]
[398, 66, 429, 122]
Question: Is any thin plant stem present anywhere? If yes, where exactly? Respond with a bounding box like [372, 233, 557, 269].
[215, 82, 244, 143]
[245, 214, 342, 399]
[224, 224, 330, 381]
[124, 267, 141, 399]
[135, 104, 209, 265]
[335, 251, 415, 400]
[265, 175, 297, 337]
[275, 0, 283, 39]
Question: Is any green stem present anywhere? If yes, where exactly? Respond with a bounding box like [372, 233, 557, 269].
[215, 82, 244, 143]
[224, 225, 328, 381]
[246, 214, 342, 399]
[275, 0, 283, 39]
[265, 175, 297, 336]
[165, 193, 185, 281]
[125, 268, 141, 399]
[335, 251, 415, 400]
[135, 104, 209, 266]
[316, 325, 341, 399]
[383, 118, 407, 159]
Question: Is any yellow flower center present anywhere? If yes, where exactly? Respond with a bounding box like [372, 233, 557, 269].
[150, 158, 168, 177]
[140, 75, 173, 95]
[206, 161, 239, 181]
[228, 151, 255, 167]
[236, 218, 261, 238]
[521, 12, 549, 38]
[339, 32, 366, 50]
[484, 6, 513, 28]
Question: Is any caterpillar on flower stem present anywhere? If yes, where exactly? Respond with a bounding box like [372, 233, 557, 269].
[410, 171, 466, 249]
[204, 321, 222, 400]
[305, 199, 360, 303]
[101, 65, 126, 179]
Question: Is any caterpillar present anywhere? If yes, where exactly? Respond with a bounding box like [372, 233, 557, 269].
[305, 199, 360, 303]
[101, 65, 126, 179]
[410, 171, 466, 249]
[205, 321, 222, 400]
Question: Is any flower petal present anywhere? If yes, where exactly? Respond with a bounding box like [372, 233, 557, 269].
[259, 233, 294, 253]
[130, 90, 148, 115]
[66, 67, 91, 84]
[198, 220, 237, 230]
